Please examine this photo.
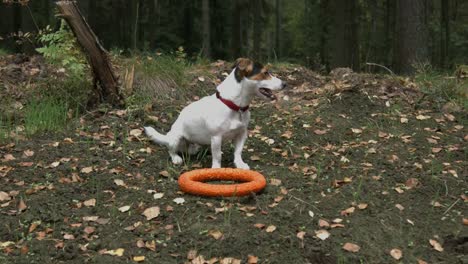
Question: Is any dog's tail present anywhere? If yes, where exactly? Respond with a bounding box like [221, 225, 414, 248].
[144, 126, 169, 147]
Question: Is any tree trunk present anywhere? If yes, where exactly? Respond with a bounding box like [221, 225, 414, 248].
[440, 0, 450, 68]
[330, 0, 360, 70]
[202, 0, 211, 58]
[395, 0, 429, 74]
[275, 0, 281, 60]
[252, 0, 262, 60]
[56, 1, 123, 107]
[232, 0, 242, 59]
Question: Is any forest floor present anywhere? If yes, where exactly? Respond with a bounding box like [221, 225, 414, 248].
[0, 55, 467, 264]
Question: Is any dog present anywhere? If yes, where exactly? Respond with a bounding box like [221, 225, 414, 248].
[144, 58, 286, 169]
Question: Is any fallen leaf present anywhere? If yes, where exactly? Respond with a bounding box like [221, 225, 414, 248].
[104, 248, 124, 257]
[145, 240, 156, 251]
[173, 197, 185, 205]
[416, 114, 431, 120]
[0, 191, 11, 202]
[296, 231, 306, 240]
[340, 207, 355, 216]
[187, 249, 198, 260]
[142, 206, 160, 220]
[308, 210, 315, 218]
[270, 178, 282, 186]
[81, 167, 93, 174]
[405, 178, 419, 188]
[432, 147, 442, 153]
[129, 129, 142, 137]
[250, 155, 261, 161]
[417, 259, 428, 264]
[159, 170, 170, 177]
[351, 128, 362, 134]
[208, 230, 223, 240]
[153, 193, 164, 199]
[133, 256, 145, 262]
[83, 226, 95, 235]
[318, 219, 330, 228]
[343, 242, 360, 252]
[357, 203, 368, 210]
[463, 218, 468, 226]
[247, 255, 259, 264]
[395, 204, 405, 211]
[254, 223, 265, 229]
[18, 199, 27, 211]
[314, 129, 327, 135]
[84, 198, 96, 207]
[390, 248, 403, 260]
[265, 225, 276, 233]
[23, 150, 34, 157]
[3, 154, 15, 161]
[118, 205, 131, 212]
[429, 239, 444, 252]
[400, 117, 408, 123]
[114, 179, 126, 186]
[315, 229, 330, 240]
[63, 233, 75, 240]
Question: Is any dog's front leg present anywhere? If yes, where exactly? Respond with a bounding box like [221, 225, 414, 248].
[210, 136, 223, 168]
[233, 129, 249, 170]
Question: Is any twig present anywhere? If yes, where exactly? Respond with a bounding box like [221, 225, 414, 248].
[443, 198, 460, 215]
[289, 194, 319, 210]
[366, 62, 395, 76]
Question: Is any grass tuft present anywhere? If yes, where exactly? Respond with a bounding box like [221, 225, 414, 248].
[24, 97, 69, 135]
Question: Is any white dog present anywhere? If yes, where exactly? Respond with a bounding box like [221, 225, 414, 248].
[144, 58, 286, 169]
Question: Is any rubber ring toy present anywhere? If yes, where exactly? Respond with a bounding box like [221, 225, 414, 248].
[178, 168, 266, 197]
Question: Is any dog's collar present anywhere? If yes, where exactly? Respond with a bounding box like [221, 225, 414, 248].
[216, 91, 249, 112]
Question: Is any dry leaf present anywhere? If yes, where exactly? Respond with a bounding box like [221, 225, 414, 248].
[390, 248, 402, 260]
[81, 167, 93, 174]
[432, 147, 442, 153]
[343, 242, 360, 252]
[463, 218, 468, 226]
[357, 203, 368, 210]
[159, 170, 170, 177]
[265, 225, 276, 233]
[118, 205, 131, 212]
[405, 178, 419, 188]
[400, 117, 408, 123]
[133, 256, 145, 262]
[84, 198, 96, 207]
[314, 129, 327, 135]
[247, 255, 259, 264]
[173, 197, 185, 205]
[429, 239, 444, 252]
[145, 240, 156, 251]
[395, 204, 405, 211]
[417, 259, 428, 264]
[0, 191, 11, 202]
[129, 129, 142, 137]
[416, 114, 431, 120]
[83, 226, 95, 235]
[351, 128, 362, 134]
[250, 155, 261, 161]
[187, 249, 198, 260]
[63, 233, 75, 240]
[296, 231, 306, 240]
[270, 178, 282, 186]
[153, 193, 164, 199]
[18, 199, 27, 211]
[104, 248, 124, 256]
[315, 229, 330, 240]
[318, 219, 330, 228]
[114, 179, 126, 186]
[254, 223, 265, 229]
[142, 206, 160, 220]
[208, 230, 223, 240]
[340, 207, 355, 216]
[308, 210, 315, 218]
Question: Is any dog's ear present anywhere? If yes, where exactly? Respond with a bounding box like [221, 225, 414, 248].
[233, 58, 253, 82]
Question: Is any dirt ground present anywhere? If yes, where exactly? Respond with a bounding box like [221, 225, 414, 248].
[0, 60, 467, 263]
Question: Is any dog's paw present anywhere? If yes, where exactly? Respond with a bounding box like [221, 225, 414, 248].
[171, 155, 183, 165]
[235, 161, 250, 170]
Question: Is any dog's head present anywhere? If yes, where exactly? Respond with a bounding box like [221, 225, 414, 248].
[233, 58, 286, 101]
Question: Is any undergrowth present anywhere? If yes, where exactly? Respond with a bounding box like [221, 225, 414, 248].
[24, 97, 69, 135]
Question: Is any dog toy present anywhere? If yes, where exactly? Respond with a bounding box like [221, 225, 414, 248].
[178, 168, 266, 197]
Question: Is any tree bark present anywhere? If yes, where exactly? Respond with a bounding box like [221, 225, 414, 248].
[275, 0, 281, 60]
[395, 0, 429, 74]
[440, 0, 450, 68]
[330, 0, 360, 70]
[252, 0, 262, 60]
[56, 0, 123, 107]
[232, 0, 242, 59]
[202, 0, 211, 58]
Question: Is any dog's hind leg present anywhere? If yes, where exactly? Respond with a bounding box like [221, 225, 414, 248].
[233, 129, 250, 169]
[166, 132, 184, 165]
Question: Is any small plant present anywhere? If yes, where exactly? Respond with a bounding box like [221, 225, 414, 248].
[24, 97, 69, 135]
[36, 21, 87, 77]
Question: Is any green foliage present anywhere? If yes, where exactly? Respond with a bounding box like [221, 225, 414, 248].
[24, 97, 69, 135]
[414, 63, 467, 110]
[36, 20, 87, 77]
[0, 48, 10, 56]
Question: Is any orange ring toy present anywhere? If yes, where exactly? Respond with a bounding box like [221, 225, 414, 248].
[178, 168, 266, 197]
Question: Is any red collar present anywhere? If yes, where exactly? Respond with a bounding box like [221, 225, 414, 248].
[216, 91, 249, 112]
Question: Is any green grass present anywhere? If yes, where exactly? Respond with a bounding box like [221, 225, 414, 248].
[0, 48, 10, 56]
[414, 64, 468, 110]
[24, 97, 69, 135]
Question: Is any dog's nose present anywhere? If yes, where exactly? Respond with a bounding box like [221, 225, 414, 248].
[282, 82, 287, 89]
